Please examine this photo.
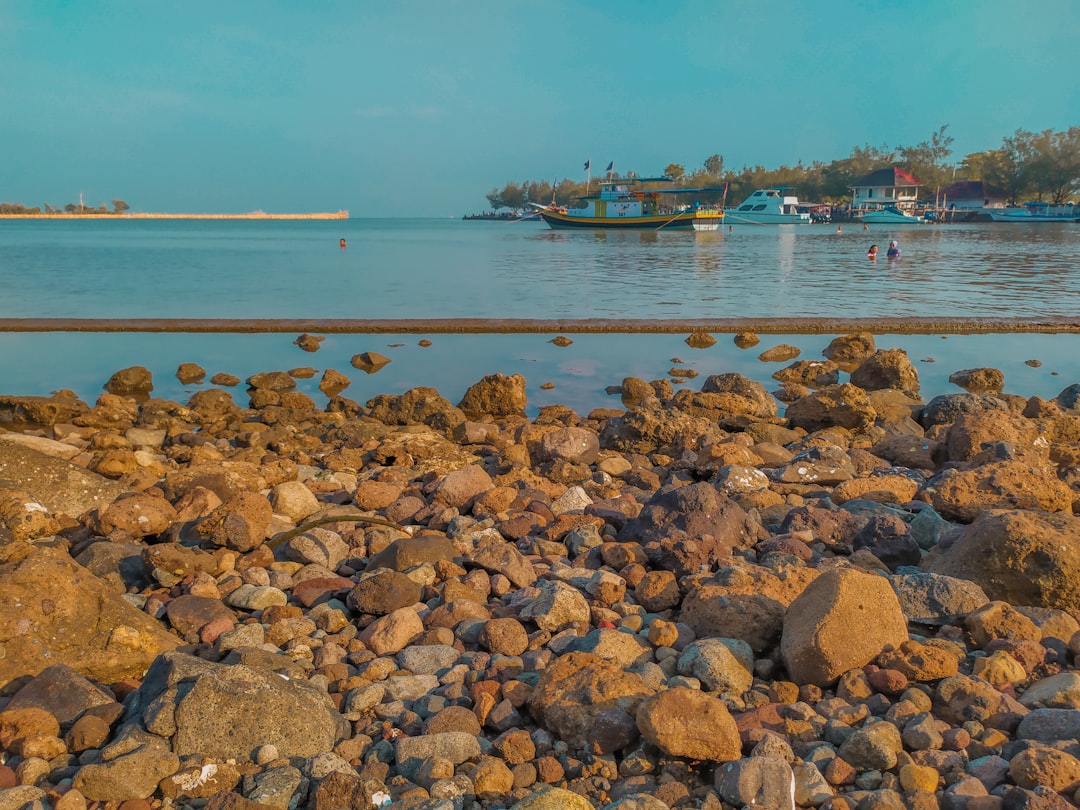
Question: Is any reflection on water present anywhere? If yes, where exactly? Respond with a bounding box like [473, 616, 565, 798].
[1, 218, 1078, 320]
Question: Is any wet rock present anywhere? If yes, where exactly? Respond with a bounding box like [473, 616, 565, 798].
[949, 367, 1005, 394]
[293, 333, 324, 352]
[781, 567, 908, 687]
[318, 368, 350, 395]
[209, 372, 240, 387]
[785, 383, 876, 433]
[0, 392, 88, 427]
[921, 393, 1009, 427]
[458, 373, 528, 418]
[104, 366, 153, 397]
[773, 360, 840, 388]
[734, 331, 760, 349]
[823, 332, 877, 364]
[685, 332, 717, 348]
[176, 362, 205, 384]
[539, 427, 600, 465]
[758, 344, 801, 362]
[850, 349, 920, 397]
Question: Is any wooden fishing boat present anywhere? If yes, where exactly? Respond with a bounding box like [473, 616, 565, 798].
[532, 177, 723, 231]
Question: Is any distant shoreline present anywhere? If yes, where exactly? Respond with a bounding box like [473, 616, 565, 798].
[0, 211, 349, 220]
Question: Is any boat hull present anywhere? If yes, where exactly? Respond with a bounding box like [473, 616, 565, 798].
[858, 211, 923, 224]
[984, 211, 1079, 223]
[725, 212, 810, 225]
[539, 208, 722, 230]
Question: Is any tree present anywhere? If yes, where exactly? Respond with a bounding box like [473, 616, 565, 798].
[704, 154, 723, 177]
[485, 187, 503, 211]
[898, 125, 955, 192]
[111, 199, 130, 214]
[664, 163, 685, 183]
[64, 203, 77, 213]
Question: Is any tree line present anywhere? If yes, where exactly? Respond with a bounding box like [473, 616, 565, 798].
[0, 199, 130, 215]
[484, 126, 1080, 209]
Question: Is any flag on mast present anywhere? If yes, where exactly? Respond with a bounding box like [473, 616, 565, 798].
[606, 161, 614, 173]
[583, 160, 590, 171]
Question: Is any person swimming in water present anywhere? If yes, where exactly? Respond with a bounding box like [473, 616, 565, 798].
[339, 238, 347, 249]
[887, 240, 900, 259]
[867, 244, 878, 259]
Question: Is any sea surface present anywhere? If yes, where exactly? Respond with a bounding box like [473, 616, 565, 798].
[1, 217, 1078, 414]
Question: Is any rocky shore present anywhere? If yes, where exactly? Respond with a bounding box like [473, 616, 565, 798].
[1, 332, 1080, 810]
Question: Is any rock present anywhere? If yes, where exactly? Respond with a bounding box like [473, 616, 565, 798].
[434, 464, 494, 509]
[715, 756, 796, 810]
[889, 572, 990, 625]
[734, 332, 760, 349]
[925, 510, 1080, 611]
[293, 333, 324, 352]
[618, 482, 766, 577]
[284, 528, 349, 571]
[921, 393, 1009, 427]
[318, 368, 350, 395]
[528, 652, 653, 751]
[925, 462, 1073, 522]
[0, 433, 81, 461]
[823, 333, 876, 364]
[124, 651, 348, 762]
[72, 728, 179, 801]
[636, 687, 741, 762]
[0, 549, 179, 689]
[458, 373, 528, 418]
[1019, 672, 1080, 709]
[965, 600, 1041, 648]
[850, 349, 920, 397]
[539, 427, 600, 465]
[0, 440, 127, 519]
[677, 639, 753, 694]
[176, 362, 205, 384]
[517, 579, 591, 631]
[508, 788, 596, 810]
[0, 392, 88, 427]
[268, 481, 321, 522]
[949, 367, 1005, 394]
[851, 513, 920, 571]
[165, 594, 236, 637]
[781, 567, 908, 687]
[104, 366, 153, 397]
[367, 534, 457, 572]
[467, 542, 536, 588]
[758, 344, 801, 362]
[837, 719, 904, 769]
[98, 492, 177, 538]
[365, 386, 463, 427]
[479, 617, 529, 656]
[356, 606, 424, 655]
[699, 373, 778, 419]
[1016, 708, 1080, 741]
[772, 360, 840, 388]
[685, 332, 717, 348]
[395, 732, 482, 781]
[831, 475, 918, 506]
[944, 411, 1039, 462]
[934, 674, 1016, 725]
[785, 383, 876, 433]
[1008, 744, 1080, 792]
[3, 664, 116, 729]
[351, 351, 391, 373]
[197, 491, 272, 552]
[347, 570, 422, 615]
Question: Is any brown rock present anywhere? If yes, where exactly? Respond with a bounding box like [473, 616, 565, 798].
[831, 475, 918, 506]
[209, 372, 240, 387]
[850, 349, 920, 397]
[686, 332, 718, 349]
[636, 687, 741, 761]
[176, 363, 206, 384]
[198, 492, 272, 552]
[926, 461, 1073, 522]
[965, 601, 1042, 649]
[104, 366, 153, 396]
[772, 360, 840, 388]
[949, 367, 1005, 395]
[877, 640, 961, 682]
[758, 344, 801, 362]
[294, 333, 325, 352]
[98, 492, 178, 538]
[925, 510, 1080, 611]
[785, 383, 876, 433]
[528, 652, 653, 751]
[319, 369, 351, 396]
[733, 332, 760, 349]
[0, 549, 179, 689]
[347, 570, 421, 615]
[823, 333, 876, 364]
[356, 606, 424, 655]
[781, 567, 908, 687]
[944, 411, 1039, 462]
[458, 373, 528, 419]
[479, 618, 529, 656]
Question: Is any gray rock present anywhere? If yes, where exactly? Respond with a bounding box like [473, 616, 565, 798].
[73, 727, 180, 801]
[677, 639, 754, 694]
[284, 528, 350, 571]
[715, 756, 795, 810]
[246, 765, 307, 810]
[5, 663, 116, 729]
[467, 542, 537, 588]
[1016, 708, 1080, 741]
[889, 572, 990, 625]
[395, 732, 482, 781]
[837, 719, 904, 770]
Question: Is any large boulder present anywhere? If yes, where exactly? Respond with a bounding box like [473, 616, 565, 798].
[636, 687, 741, 762]
[944, 411, 1039, 462]
[365, 386, 465, 428]
[924, 460, 1073, 522]
[458, 373, 528, 419]
[617, 482, 767, 577]
[822, 333, 876, 365]
[784, 383, 876, 433]
[0, 441, 127, 519]
[925, 510, 1080, 612]
[121, 651, 349, 762]
[850, 349, 920, 397]
[528, 652, 653, 752]
[0, 549, 179, 689]
[781, 567, 908, 687]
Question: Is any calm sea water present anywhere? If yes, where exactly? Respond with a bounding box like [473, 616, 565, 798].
[2, 217, 1079, 319]
[1, 218, 1078, 413]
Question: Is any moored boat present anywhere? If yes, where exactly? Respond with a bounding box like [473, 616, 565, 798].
[532, 177, 723, 231]
[725, 188, 810, 224]
[983, 202, 1079, 222]
[855, 204, 925, 224]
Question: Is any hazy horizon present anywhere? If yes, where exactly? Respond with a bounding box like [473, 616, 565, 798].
[2, 1, 1078, 217]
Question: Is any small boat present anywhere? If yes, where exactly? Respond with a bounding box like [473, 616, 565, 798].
[855, 204, 925, 224]
[983, 202, 1080, 223]
[725, 188, 810, 224]
[532, 177, 723, 231]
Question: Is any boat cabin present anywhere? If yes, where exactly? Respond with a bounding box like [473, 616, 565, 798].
[849, 167, 922, 212]
[567, 177, 691, 218]
[734, 188, 803, 216]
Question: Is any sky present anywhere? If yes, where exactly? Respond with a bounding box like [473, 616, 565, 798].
[2, 1, 1078, 217]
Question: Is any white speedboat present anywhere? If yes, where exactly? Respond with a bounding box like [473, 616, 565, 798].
[726, 188, 810, 224]
[856, 204, 924, 224]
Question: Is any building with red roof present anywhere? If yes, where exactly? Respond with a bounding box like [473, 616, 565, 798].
[848, 167, 923, 211]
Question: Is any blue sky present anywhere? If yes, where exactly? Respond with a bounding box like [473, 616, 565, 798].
[2, 1, 1078, 217]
